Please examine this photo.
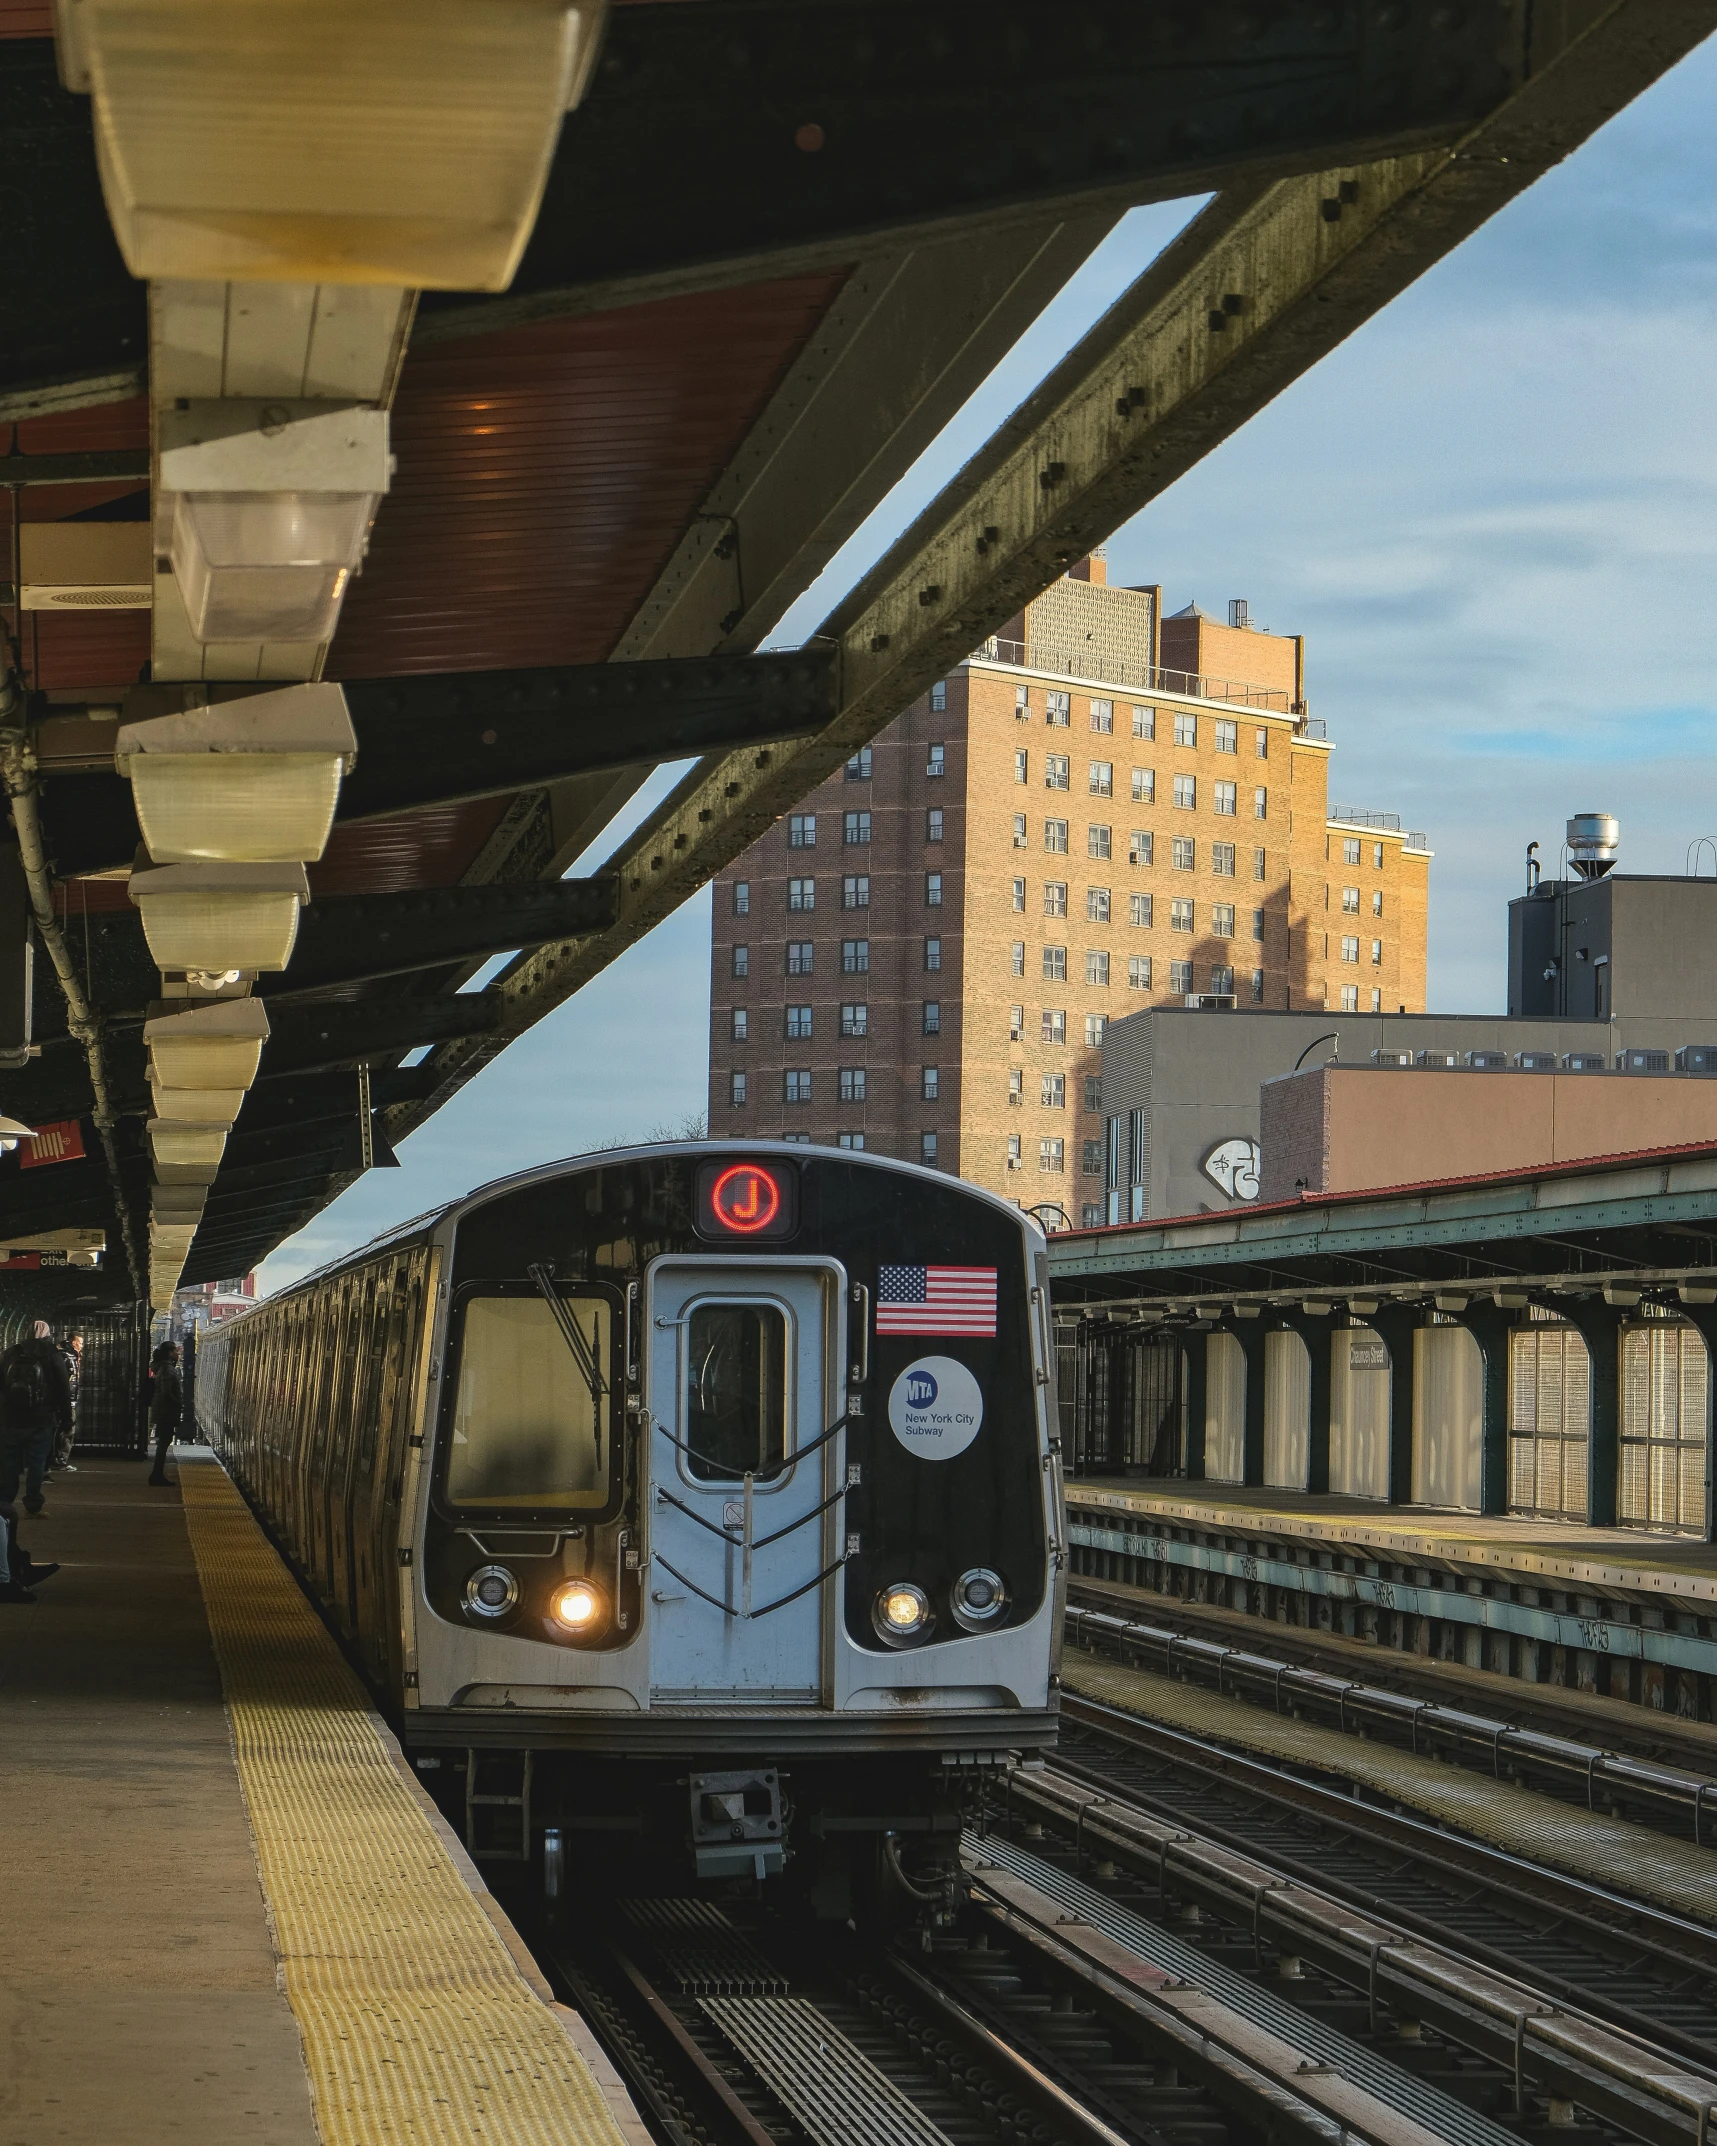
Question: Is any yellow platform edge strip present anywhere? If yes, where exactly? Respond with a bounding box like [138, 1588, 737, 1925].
[179, 1457, 631, 2146]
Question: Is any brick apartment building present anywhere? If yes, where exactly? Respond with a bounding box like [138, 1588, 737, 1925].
[707, 558, 1429, 1216]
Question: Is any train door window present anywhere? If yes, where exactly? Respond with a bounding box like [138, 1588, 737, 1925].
[684, 1303, 789, 1484]
[447, 1289, 615, 1512]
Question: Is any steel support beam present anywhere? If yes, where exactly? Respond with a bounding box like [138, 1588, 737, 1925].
[258, 994, 500, 1080]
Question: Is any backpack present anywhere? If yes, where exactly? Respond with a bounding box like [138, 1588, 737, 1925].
[4, 1349, 49, 1429]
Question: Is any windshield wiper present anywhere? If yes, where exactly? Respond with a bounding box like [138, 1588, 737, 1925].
[526, 1263, 607, 1470]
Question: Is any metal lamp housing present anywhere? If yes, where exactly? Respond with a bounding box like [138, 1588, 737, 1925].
[130, 862, 310, 975]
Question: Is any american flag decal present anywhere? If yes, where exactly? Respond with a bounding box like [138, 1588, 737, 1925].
[876, 1264, 997, 1337]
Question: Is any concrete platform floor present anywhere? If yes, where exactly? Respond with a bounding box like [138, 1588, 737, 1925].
[1070, 1477, 1717, 1604]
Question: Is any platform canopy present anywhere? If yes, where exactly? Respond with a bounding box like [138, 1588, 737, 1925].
[2, 0, 1712, 1301]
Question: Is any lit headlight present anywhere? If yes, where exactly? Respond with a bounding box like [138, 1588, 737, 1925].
[873, 1580, 933, 1646]
[951, 1567, 1007, 1631]
[548, 1579, 604, 1634]
[464, 1564, 518, 1621]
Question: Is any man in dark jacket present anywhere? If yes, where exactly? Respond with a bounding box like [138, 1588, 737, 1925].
[0, 1321, 74, 1515]
[147, 1341, 182, 1487]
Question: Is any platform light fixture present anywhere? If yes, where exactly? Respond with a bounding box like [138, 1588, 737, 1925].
[1347, 1298, 1380, 1316]
[150, 1083, 248, 1128]
[1433, 1294, 1469, 1314]
[1602, 1284, 1642, 1307]
[55, 1, 610, 289]
[1679, 1284, 1717, 1306]
[1493, 1291, 1530, 1309]
[118, 683, 357, 864]
[148, 1121, 229, 1169]
[130, 862, 310, 975]
[145, 997, 271, 1092]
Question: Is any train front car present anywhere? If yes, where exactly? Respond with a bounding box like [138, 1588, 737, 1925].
[416, 1142, 1062, 1907]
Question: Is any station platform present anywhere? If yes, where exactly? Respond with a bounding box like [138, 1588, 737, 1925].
[0, 1454, 645, 2146]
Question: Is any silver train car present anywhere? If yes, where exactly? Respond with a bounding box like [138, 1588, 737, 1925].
[196, 1143, 1064, 1901]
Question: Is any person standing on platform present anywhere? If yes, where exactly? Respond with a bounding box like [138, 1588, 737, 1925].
[147, 1341, 182, 1487]
[0, 1321, 73, 1516]
[50, 1331, 83, 1475]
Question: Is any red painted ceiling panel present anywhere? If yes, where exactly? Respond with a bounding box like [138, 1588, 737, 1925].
[308, 799, 515, 898]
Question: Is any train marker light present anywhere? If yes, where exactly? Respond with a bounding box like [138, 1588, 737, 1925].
[951, 1567, 1007, 1631]
[549, 1579, 602, 1633]
[873, 1581, 932, 1645]
[464, 1565, 519, 1621]
[696, 1158, 799, 1241]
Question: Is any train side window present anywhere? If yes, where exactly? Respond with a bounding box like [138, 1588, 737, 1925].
[685, 1302, 788, 1484]
[448, 1292, 614, 1511]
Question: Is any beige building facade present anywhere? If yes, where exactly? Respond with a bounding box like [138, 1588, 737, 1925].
[707, 560, 1429, 1218]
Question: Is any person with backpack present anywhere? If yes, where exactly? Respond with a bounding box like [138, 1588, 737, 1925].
[0, 1320, 74, 1516]
[147, 1340, 182, 1487]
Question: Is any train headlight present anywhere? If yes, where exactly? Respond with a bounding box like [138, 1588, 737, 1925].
[548, 1579, 604, 1634]
[464, 1565, 518, 1621]
[873, 1581, 932, 1646]
[951, 1567, 1007, 1631]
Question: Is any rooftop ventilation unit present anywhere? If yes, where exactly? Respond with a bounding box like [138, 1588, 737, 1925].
[1567, 811, 1619, 880]
[1416, 1050, 1460, 1067]
[1515, 1051, 1557, 1071]
[1465, 1051, 1508, 1069]
[1185, 994, 1236, 1011]
[1563, 1052, 1607, 1072]
[1618, 1048, 1671, 1074]
[1372, 1049, 1413, 1066]
[1676, 1045, 1717, 1075]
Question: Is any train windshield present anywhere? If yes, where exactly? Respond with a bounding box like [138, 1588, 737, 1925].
[448, 1292, 613, 1510]
[685, 1301, 788, 1483]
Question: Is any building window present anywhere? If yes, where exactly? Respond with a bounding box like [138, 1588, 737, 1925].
[1131, 767, 1155, 804]
[1082, 1139, 1104, 1177]
[1009, 1005, 1025, 1041]
[790, 813, 816, 847]
[732, 944, 750, 977]
[1015, 684, 1030, 718]
[925, 872, 943, 906]
[1041, 1072, 1065, 1108]
[1171, 837, 1195, 872]
[845, 746, 872, 781]
[1041, 1008, 1066, 1044]
[1173, 711, 1197, 747]
[1088, 824, 1111, 860]
[1044, 881, 1068, 918]
[1342, 885, 1360, 913]
[787, 876, 815, 911]
[1087, 886, 1110, 923]
[923, 1000, 941, 1034]
[1011, 942, 1025, 977]
[1013, 813, 1028, 848]
[839, 1067, 866, 1102]
[1252, 907, 1265, 940]
[1080, 1202, 1102, 1226]
[842, 874, 870, 908]
[1212, 842, 1235, 876]
[1039, 1138, 1065, 1172]
[1085, 1013, 1106, 1048]
[837, 1131, 866, 1150]
[1012, 877, 1026, 912]
[1340, 984, 1360, 1011]
[1371, 988, 1382, 1011]
[1015, 748, 1029, 784]
[921, 1131, 939, 1166]
[1254, 788, 1268, 820]
[926, 807, 944, 843]
[1213, 780, 1237, 816]
[841, 938, 870, 973]
[1045, 754, 1070, 790]
[844, 810, 871, 845]
[1130, 830, 1153, 866]
[1089, 760, 1113, 797]
[1255, 727, 1269, 759]
[930, 679, 947, 711]
[1007, 1133, 1022, 1169]
[1133, 705, 1156, 740]
[1341, 935, 1360, 963]
[1371, 938, 1383, 966]
[840, 1002, 867, 1036]
[731, 1008, 749, 1041]
[926, 742, 946, 777]
[922, 1066, 939, 1101]
[1373, 842, 1385, 868]
[785, 1069, 812, 1103]
[1212, 904, 1234, 937]
[1214, 718, 1238, 754]
[924, 936, 942, 971]
[1170, 898, 1194, 933]
[782, 1132, 811, 1145]
[1342, 836, 1362, 865]
[1130, 893, 1153, 928]
[1254, 846, 1267, 881]
[1251, 968, 1265, 1003]
[1045, 818, 1068, 854]
[1211, 965, 1234, 994]
[1008, 1067, 1024, 1106]
[1173, 773, 1196, 810]
[1086, 950, 1110, 985]
[1084, 1074, 1102, 1110]
[1169, 959, 1193, 993]
[1043, 945, 1067, 981]
[1046, 690, 1070, 726]
[730, 1070, 747, 1106]
[1128, 955, 1152, 990]
[732, 880, 750, 916]
[786, 1004, 813, 1039]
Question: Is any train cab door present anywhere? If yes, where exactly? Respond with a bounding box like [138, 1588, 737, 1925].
[646, 1260, 843, 1704]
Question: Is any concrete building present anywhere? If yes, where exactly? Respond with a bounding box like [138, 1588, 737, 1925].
[706, 561, 1429, 1207]
[1509, 872, 1717, 1020]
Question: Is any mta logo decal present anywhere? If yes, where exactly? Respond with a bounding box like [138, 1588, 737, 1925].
[905, 1369, 939, 1407]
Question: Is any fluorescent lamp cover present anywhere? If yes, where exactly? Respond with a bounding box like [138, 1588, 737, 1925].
[148, 1036, 265, 1089]
[128, 753, 346, 865]
[71, 1, 608, 288]
[136, 890, 303, 974]
[148, 1122, 229, 1167]
[150, 1083, 247, 1125]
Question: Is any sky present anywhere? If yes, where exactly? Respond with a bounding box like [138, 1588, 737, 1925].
[256, 35, 1717, 1295]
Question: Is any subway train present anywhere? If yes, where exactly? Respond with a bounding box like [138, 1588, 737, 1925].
[195, 1143, 1065, 1903]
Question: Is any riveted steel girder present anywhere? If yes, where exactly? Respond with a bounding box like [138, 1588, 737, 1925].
[258, 993, 500, 1080]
